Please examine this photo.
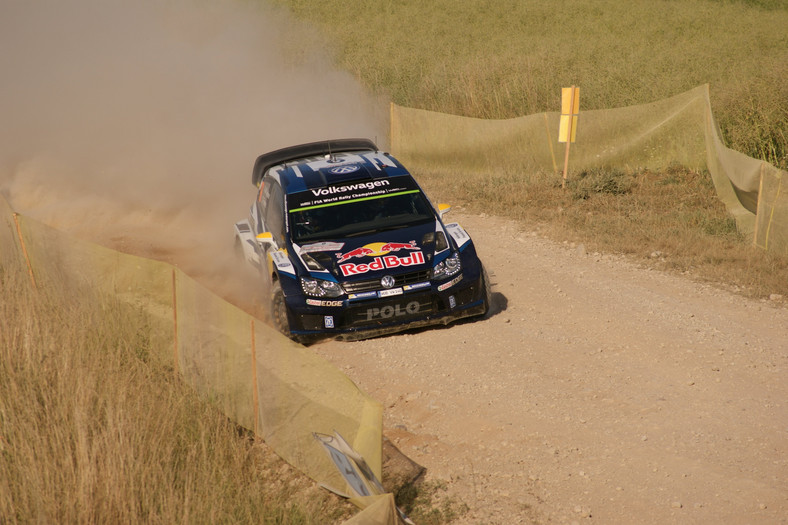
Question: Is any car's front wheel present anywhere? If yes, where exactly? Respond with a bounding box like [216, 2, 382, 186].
[270, 280, 290, 336]
[481, 264, 492, 317]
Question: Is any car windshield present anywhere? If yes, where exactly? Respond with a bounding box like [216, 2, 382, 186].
[288, 191, 435, 243]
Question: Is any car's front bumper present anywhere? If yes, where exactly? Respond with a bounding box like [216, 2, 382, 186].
[283, 270, 486, 341]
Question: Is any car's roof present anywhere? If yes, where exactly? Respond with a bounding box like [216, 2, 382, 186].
[254, 139, 412, 194]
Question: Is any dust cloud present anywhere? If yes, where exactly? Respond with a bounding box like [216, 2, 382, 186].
[0, 0, 387, 296]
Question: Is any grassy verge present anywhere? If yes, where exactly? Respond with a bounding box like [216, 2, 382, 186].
[418, 165, 788, 299]
[0, 262, 354, 524]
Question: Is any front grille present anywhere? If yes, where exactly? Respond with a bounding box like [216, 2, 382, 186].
[344, 294, 437, 327]
[342, 270, 431, 294]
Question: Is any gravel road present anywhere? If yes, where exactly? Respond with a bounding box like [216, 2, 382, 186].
[313, 210, 788, 524]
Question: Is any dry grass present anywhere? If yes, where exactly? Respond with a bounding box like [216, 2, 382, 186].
[417, 165, 788, 299]
[0, 261, 354, 524]
[271, 0, 788, 168]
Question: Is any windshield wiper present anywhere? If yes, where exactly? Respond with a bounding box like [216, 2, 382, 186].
[345, 228, 379, 237]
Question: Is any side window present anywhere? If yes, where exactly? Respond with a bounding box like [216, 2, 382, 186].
[259, 176, 272, 204]
[254, 176, 273, 231]
[264, 182, 286, 246]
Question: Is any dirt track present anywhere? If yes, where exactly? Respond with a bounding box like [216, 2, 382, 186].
[313, 210, 788, 524]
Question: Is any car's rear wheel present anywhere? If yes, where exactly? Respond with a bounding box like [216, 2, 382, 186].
[234, 237, 244, 261]
[270, 280, 290, 336]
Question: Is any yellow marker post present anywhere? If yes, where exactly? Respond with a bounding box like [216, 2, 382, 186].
[559, 86, 579, 188]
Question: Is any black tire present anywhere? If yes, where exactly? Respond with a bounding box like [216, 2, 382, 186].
[481, 264, 493, 318]
[270, 280, 291, 336]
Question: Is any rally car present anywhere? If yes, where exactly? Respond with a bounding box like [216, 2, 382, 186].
[233, 138, 491, 341]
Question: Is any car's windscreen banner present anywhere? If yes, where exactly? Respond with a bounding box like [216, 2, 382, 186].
[288, 175, 420, 213]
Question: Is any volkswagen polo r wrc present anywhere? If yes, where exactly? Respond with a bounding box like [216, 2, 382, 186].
[233, 138, 491, 342]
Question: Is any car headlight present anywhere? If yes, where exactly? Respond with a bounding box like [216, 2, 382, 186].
[300, 277, 344, 298]
[432, 252, 461, 280]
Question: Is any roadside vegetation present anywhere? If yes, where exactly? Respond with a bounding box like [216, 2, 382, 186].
[418, 165, 788, 299]
[269, 0, 788, 299]
[0, 261, 354, 524]
[270, 0, 787, 169]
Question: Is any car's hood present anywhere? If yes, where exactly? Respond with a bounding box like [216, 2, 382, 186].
[295, 222, 439, 280]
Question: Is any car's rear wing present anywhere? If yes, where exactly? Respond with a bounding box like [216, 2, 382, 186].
[252, 138, 378, 186]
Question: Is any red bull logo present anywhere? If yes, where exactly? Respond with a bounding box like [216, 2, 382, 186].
[336, 247, 375, 262]
[340, 251, 425, 277]
[336, 240, 418, 263]
[380, 241, 418, 252]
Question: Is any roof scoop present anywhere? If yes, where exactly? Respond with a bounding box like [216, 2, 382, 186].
[252, 138, 378, 186]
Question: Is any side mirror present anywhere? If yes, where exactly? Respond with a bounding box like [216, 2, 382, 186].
[437, 203, 452, 220]
[255, 231, 275, 249]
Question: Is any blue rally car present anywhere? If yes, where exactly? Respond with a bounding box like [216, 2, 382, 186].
[233, 138, 490, 341]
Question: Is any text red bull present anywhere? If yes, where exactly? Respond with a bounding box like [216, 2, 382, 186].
[337, 240, 419, 263]
[340, 252, 425, 276]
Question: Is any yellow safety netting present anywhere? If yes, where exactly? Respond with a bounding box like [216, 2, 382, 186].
[345, 494, 402, 525]
[391, 84, 788, 255]
[755, 164, 787, 254]
[0, 194, 392, 522]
